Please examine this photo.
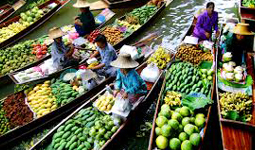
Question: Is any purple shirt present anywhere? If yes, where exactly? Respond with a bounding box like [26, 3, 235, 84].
[193, 11, 218, 40]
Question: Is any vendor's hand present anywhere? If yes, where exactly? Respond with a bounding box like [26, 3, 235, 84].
[216, 30, 220, 38]
[122, 92, 128, 99]
[114, 90, 120, 97]
[205, 32, 211, 39]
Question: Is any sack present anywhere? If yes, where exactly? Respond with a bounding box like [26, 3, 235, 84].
[141, 63, 160, 83]
[112, 94, 132, 112]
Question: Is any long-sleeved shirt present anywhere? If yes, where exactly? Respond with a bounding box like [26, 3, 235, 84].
[193, 11, 218, 40]
[97, 43, 117, 69]
[75, 11, 96, 36]
[115, 69, 147, 95]
[51, 41, 68, 67]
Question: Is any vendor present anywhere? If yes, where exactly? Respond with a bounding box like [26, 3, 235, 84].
[73, 0, 96, 37]
[111, 53, 147, 104]
[88, 34, 117, 77]
[221, 23, 254, 65]
[193, 2, 220, 41]
[49, 27, 79, 69]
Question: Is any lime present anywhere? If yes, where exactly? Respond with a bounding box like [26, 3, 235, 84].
[156, 135, 168, 149]
[184, 124, 195, 135]
[182, 117, 190, 126]
[155, 127, 162, 136]
[168, 119, 179, 130]
[175, 108, 181, 112]
[179, 132, 189, 142]
[180, 106, 190, 117]
[160, 109, 172, 119]
[190, 117, 195, 123]
[169, 138, 181, 150]
[161, 104, 171, 111]
[195, 113, 205, 119]
[156, 116, 168, 127]
[194, 126, 199, 133]
[195, 117, 205, 128]
[181, 140, 193, 150]
[189, 133, 201, 146]
[161, 124, 172, 137]
[178, 124, 184, 133]
[172, 112, 183, 122]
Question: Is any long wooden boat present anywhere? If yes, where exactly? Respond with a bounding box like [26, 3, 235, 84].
[0, 40, 153, 148]
[105, 1, 167, 49]
[216, 25, 255, 149]
[0, 0, 71, 49]
[30, 61, 163, 150]
[0, 0, 26, 24]
[148, 14, 217, 149]
[102, 0, 148, 8]
[239, 0, 255, 21]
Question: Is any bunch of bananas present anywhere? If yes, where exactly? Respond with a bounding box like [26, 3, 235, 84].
[147, 47, 171, 69]
[164, 91, 182, 106]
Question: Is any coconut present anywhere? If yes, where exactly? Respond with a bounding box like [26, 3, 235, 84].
[223, 63, 234, 72]
[223, 52, 232, 62]
[234, 66, 243, 74]
[235, 73, 243, 82]
[226, 72, 234, 81]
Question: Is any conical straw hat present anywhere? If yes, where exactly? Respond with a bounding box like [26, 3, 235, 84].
[48, 27, 64, 40]
[231, 23, 254, 35]
[111, 53, 139, 69]
[73, 0, 90, 8]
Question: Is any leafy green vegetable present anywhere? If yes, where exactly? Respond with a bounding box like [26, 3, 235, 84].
[182, 94, 213, 110]
[225, 110, 239, 120]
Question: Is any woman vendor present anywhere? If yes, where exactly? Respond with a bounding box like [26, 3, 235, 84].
[73, 0, 96, 37]
[49, 27, 79, 69]
[193, 2, 220, 41]
[88, 34, 117, 77]
[221, 23, 254, 65]
[111, 53, 147, 104]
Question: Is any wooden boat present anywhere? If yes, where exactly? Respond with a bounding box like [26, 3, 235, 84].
[216, 25, 255, 149]
[101, 0, 148, 8]
[0, 0, 26, 24]
[0, 39, 154, 148]
[148, 15, 217, 150]
[0, 0, 71, 49]
[30, 61, 164, 150]
[103, 1, 167, 49]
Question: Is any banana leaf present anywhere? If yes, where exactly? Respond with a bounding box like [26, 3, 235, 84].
[182, 93, 213, 111]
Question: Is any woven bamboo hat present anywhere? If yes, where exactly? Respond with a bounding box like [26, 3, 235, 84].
[111, 53, 139, 69]
[73, 0, 90, 8]
[231, 23, 254, 35]
[48, 27, 64, 40]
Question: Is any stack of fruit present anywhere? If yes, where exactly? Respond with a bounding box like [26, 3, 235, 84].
[50, 107, 120, 150]
[129, 5, 157, 24]
[164, 91, 182, 107]
[0, 40, 38, 76]
[147, 47, 171, 69]
[199, 69, 214, 81]
[155, 104, 205, 150]
[31, 43, 48, 59]
[102, 26, 123, 45]
[0, 7, 49, 43]
[87, 29, 100, 43]
[165, 62, 211, 96]
[51, 79, 79, 106]
[27, 80, 58, 118]
[95, 93, 115, 112]
[0, 109, 11, 135]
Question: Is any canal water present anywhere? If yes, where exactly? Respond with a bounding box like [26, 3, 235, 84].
[4, 0, 240, 149]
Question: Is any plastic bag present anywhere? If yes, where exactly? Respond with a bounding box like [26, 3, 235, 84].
[141, 63, 160, 83]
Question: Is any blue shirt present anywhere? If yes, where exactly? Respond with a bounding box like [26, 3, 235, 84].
[115, 69, 147, 95]
[97, 43, 117, 69]
[51, 41, 68, 65]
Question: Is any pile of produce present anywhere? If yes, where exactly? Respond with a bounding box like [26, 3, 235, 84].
[87, 29, 101, 43]
[31, 43, 48, 59]
[129, 5, 157, 24]
[49, 107, 120, 150]
[0, 40, 38, 76]
[27, 0, 50, 9]
[14, 67, 44, 83]
[102, 27, 124, 45]
[27, 80, 58, 118]
[154, 104, 205, 149]
[0, 109, 11, 135]
[199, 68, 214, 81]
[242, 0, 255, 8]
[164, 91, 182, 107]
[176, 45, 213, 64]
[51, 79, 80, 106]
[165, 62, 212, 96]
[124, 15, 140, 24]
[3, 92, 33, 127]
[0, 7, 49, 43]
[220, 92, 253, 122]
[95, 93, 115, 112]
[147, 47, 171, 69]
